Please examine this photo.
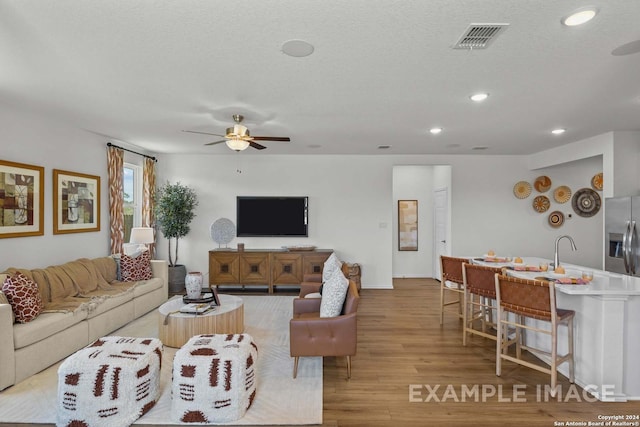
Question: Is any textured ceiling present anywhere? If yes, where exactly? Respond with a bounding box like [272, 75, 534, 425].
[2, 0, 639, 155]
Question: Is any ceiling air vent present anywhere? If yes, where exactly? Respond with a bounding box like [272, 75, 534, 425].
[452, 23, 509, 50]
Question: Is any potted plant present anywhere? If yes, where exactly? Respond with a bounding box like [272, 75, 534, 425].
[154, 181, 198, 293]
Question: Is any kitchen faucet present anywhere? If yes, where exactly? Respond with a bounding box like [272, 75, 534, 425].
[553, 235, 577, 268]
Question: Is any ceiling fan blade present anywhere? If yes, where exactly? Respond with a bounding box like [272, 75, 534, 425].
[182, 130, 226, 137]
[204, 140, 227, 146]
[249, 141, 267, 150]
[251, 136, 291, 142]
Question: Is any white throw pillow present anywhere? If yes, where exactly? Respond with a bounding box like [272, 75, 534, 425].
[319, 269, 349, 318]
[304, 292, 322, 299]
[322, 252, 342, 283]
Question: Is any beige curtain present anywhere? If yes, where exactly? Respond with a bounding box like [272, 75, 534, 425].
[107, 146, 124, 254]
[143, 157, 156, 257]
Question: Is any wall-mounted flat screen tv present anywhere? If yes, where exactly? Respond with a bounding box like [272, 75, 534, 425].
[236, 196, 308, 237]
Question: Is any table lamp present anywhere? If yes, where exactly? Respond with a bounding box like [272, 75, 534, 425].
[130, 227, 154, 252]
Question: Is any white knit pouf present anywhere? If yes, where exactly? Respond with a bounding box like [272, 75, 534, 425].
[171, 334, 258, 423]
[57, 336, 163, 427]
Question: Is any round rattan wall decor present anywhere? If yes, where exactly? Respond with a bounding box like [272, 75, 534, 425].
[553, 186, 572, 204]
[513, 181, 532, 199]
[572, 188, 601, 218]
[548, 211, 565, 228]
[591, 172, 603, 191]
[533, 195, 551, 213]
[534, 175, 552, 193]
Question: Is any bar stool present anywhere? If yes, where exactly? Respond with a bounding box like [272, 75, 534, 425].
[461, 263, 502, 346]
[494, 274, 575, 392]
[439, 256, 467, 325]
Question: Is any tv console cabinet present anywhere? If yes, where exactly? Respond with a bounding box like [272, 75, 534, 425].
[208, 249, 333, 294]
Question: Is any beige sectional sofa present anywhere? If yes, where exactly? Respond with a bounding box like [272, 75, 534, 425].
[0, 256, 168, 391]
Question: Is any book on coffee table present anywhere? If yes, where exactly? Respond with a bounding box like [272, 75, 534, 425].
[179, 303, 214, 314]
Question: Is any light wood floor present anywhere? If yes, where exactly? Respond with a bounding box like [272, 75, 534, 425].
[6, 279, 637, 427]
[320, 278, 637, 427]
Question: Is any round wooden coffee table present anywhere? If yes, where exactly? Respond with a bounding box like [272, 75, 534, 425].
[158, 294, 244, 347]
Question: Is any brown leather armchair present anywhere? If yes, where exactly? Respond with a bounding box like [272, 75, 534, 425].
[289, 280, 360, 379]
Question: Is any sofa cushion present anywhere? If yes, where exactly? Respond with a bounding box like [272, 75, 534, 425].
[83, 286, 135, 318]
[322, 252, 342, 283]
[13, 310, 88, 349]
[0, 290, 15, 323]
[319, 269, 349, 318]
[2, 272, 45, 323]
[121, 251, 153, 282]
[132, 277, 163, 298]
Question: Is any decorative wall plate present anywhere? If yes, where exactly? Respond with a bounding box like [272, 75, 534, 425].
[534, 175, 552, 192]
[553, 185, 572, 203]
[533, 195, 550, 213]
[210, 217, 236, 246]
[572, 188, 601, 217]
[513, 181, 532, 199]
[548, 211, 565, 228]
[591, 172, 603, 191]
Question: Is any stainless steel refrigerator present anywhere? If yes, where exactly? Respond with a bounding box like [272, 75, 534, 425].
[605, 196, 640, 275]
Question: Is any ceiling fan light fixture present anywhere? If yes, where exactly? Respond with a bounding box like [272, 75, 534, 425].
[226, 124, 250, 138]
[225, 138, 250, 151]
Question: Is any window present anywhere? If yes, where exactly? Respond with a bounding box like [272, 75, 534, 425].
[123, 163, 142, 243]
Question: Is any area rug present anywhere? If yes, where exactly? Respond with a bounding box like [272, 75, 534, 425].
[0, 295, 322, 425]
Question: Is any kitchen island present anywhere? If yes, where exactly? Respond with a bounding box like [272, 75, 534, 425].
[473, 256, 640, 401]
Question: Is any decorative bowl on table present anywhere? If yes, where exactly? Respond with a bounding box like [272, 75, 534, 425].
[183, 292, 216, 304]
[282, 245, 317, 251]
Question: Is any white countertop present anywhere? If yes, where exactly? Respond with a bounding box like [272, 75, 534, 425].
[470, 256, 640, 297]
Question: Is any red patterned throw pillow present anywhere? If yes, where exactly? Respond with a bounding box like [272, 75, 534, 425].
[120, 250, 153, 282]
[2, 272, 44, 323]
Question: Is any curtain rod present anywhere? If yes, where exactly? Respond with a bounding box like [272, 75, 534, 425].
[107, 142, 157, 162]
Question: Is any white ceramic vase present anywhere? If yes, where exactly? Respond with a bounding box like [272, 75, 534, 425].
[185, 271, 203, 299]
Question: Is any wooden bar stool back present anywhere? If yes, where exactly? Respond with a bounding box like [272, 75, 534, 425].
[461, 263, 502, 345]
[494, 274, 575, 393]
[439, 256, 467, 325]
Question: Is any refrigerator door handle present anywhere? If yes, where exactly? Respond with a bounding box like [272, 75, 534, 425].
[623, 221, 631, 274]
[631, 221, 637, 275]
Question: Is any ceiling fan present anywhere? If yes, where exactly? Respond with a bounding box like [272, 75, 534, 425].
[182, 114, 291, 151]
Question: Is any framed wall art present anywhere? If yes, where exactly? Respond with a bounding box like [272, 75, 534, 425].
[398, 200, 418, 251]
[53, 169, 100, 234]
[0, 159, 45, 238]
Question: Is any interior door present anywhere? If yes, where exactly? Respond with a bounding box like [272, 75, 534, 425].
[433, 188, 449, 280]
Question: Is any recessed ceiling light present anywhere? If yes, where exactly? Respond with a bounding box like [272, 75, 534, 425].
[562, 8, 598, 26]
[377, 145, 392, 150]
[429, 127, 443, 135]
[281, 39, 315, 57]
[552, 128, 566, 135]
[470, 93, 489, 102]
[472, 146, 489, 150]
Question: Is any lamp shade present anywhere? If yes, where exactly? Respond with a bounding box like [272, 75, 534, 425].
[225, 138, 250, 151]
[130, 227, 154, 244]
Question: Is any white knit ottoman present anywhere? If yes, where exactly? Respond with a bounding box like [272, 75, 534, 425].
[172, 333, 258, 423]
[57, 336, 163, 427]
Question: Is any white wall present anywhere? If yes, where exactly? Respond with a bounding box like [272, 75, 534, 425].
[0, 105, 111, 268]
[0, 105, 152, 269]
[156, 151, 606, 288]
[0, 102, 620, 281]
[392, 166, 434, 278]
[155, 154, 395, 288]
